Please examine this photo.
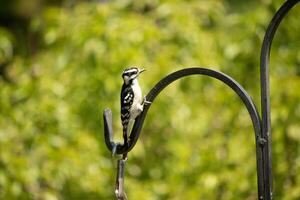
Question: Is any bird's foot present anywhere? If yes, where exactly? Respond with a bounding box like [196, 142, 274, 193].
[143, 96, 152, 106]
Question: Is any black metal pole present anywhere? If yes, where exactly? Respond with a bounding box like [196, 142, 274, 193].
[260, 0, 299, 199]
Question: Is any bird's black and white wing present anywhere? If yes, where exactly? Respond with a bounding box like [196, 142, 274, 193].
[120, 84, 134, 132]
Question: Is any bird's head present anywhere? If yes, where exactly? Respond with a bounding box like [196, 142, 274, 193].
[122, 67, 145, 85]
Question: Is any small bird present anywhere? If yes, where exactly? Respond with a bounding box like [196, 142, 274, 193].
[120, 67, 147, 146]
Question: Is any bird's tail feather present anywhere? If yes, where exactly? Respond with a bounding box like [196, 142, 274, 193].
[123, 125, 128, 145]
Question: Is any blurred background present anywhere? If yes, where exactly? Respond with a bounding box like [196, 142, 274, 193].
[0, 0, 299, 199]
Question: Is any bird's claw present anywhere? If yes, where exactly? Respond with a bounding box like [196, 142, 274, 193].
[143, 96, 151, 106]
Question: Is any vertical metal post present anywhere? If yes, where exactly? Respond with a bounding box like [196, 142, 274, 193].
[260, 0, 299, 199]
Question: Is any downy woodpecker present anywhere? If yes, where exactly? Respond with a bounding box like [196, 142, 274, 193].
[120, 67, 147, 146]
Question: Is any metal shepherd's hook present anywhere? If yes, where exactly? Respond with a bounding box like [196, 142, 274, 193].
[102, 1, 299, 199]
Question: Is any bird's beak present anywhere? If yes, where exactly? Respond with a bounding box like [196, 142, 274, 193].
[139, 68, 146, 74]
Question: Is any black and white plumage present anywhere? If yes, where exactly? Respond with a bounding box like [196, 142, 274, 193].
[121, 67, 146, 145]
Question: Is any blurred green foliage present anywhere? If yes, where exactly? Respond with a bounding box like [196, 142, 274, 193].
[0, 0, 299, 199]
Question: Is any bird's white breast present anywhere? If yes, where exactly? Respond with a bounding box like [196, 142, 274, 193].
[130, 79, 142, 119]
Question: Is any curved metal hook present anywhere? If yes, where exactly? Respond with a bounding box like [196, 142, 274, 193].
[104, 68, 262, 154]
[103, 67, 266, 199]
[260, 0, 299, 199]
